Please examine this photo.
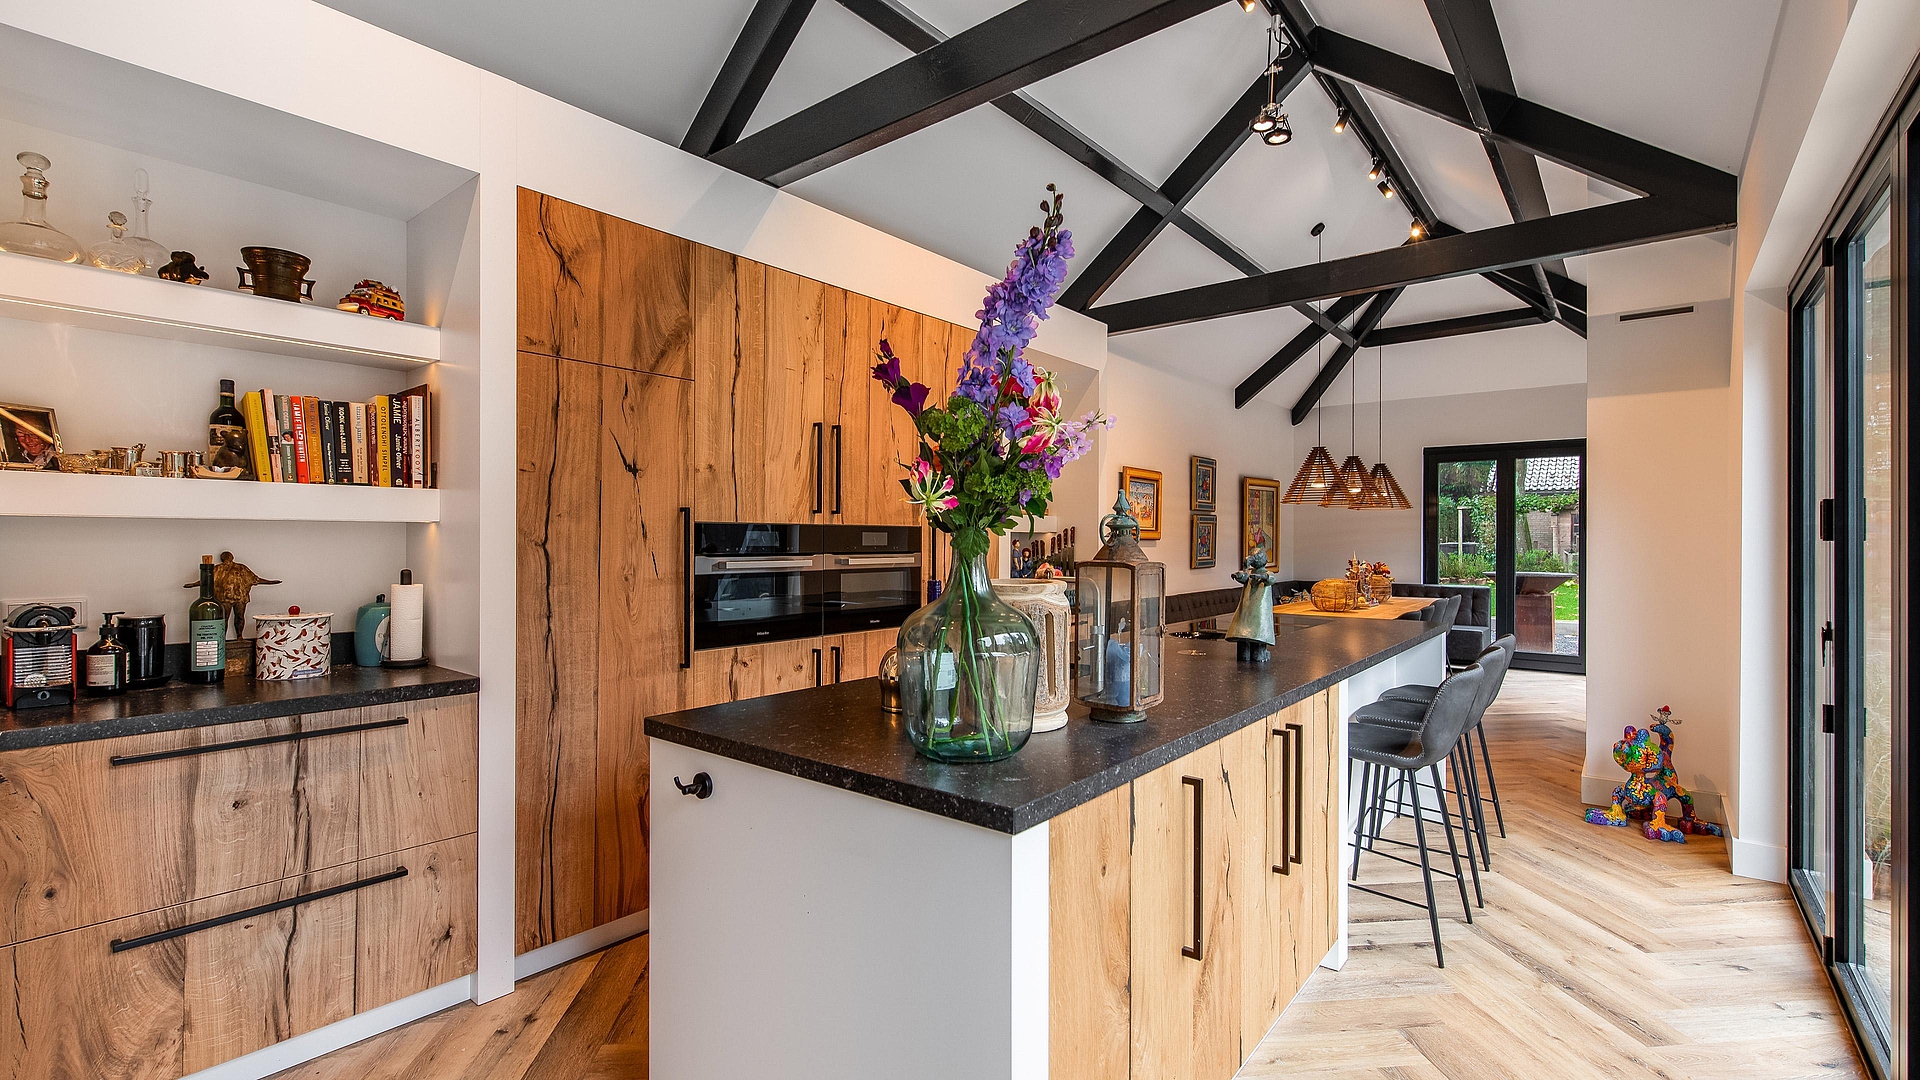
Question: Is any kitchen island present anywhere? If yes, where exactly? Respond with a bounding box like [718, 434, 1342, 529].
[645, 615, 1447, 1080]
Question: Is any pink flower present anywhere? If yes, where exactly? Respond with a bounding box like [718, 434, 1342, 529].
[903, 458, 957, 514]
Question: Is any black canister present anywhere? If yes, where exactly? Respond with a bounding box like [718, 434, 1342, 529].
[115, 614, 169, 688]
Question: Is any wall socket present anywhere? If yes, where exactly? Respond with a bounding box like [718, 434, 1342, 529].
[3, 597, 88, 631]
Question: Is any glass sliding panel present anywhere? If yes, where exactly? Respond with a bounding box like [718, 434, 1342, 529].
[1512, 454, 1582, 657]
[1435, 458, 1497, 618]
[1809, 286, 1834, 930]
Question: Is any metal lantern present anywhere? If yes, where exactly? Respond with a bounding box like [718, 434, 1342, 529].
[1074, 492, 1166, 723]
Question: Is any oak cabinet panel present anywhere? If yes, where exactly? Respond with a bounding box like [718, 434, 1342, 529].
[518, 188, 693, 378]
[1049, 784, 1132, 1080]
[359, 695, 479, 857]
[356, 836, 480, 1013]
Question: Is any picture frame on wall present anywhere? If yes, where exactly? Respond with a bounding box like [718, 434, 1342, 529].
[1191, 512, 1217, 569]
[1120, 466, 1163, 540]
[0, 402, 61, 469]
[1190, 455, 1217, 512]
[1242, 476, 1281, 570]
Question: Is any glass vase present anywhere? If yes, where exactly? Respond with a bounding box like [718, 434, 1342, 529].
[898, 537, 1038, 762]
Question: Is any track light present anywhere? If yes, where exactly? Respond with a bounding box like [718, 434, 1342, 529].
[1240, 0, 1258, 10]
[1332, 110, 1349, 135]
[1262, 113, 1292, 145]
[1409, 220, 1425, 239]
[1251, 102, 1279, 134]
[1251, 16, 1293, 146]
[1378, 178, 1396, 199]
[1367, 159, 1384, 182]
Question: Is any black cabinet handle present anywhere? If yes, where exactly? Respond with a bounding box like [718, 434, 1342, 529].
[1182, 774, 1204, 961]
[831, 645, 842, 683]
[831, 424, 843, 515]
[109, 717, 408, 767]
[1272, 726, 1292, 876]
[673, 772, 713, 799]
[1286, 721, 1305, 867]
[813, 422, 824, 514]
[812, 647, 823, 686]
[680, 506, 694, 669]
[110, 866, 406, 953]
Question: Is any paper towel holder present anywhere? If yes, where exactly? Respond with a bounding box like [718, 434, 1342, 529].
[381, 568, 431, 670]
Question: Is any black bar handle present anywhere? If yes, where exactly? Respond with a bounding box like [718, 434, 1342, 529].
[1182, 774, 1204, 961]
[1287, 721, 1305, 865]
[812, 647, 823, 686]
[110, 717, 407, 767]
[831, 644, 842, 683]
[110, 867, 407, 953]
[680, 506, 694, 669]
[831, 424, 843, 515]
[1272, 726, 1292, 876]
[812, 422, 824, 514]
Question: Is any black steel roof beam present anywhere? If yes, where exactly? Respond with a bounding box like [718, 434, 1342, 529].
[682, 0, 820, 157]
[1289, 289, 1403, 424]
[711, 0, 1233, 185]
[1233, 293, 1372, 408]
[1293, 302, 1359, 347]
[1362, 307, 1546, 347]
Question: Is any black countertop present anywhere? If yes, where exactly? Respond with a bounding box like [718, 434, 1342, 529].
[646, 615, 1445, 833]
[0, 665, 479, 751]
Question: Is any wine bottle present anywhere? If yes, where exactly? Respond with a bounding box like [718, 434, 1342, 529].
[208, 378, 253, 479]
[83, 612, 128, 697]
[186, 554, 226, 684]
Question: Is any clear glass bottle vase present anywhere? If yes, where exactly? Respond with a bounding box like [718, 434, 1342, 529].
[898, 534, 1038, 762]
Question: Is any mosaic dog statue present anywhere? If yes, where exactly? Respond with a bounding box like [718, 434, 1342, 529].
[1584, 706, 1724, 842]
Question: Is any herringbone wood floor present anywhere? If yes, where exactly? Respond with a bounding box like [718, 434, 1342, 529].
[275, 672, 1863, 1080]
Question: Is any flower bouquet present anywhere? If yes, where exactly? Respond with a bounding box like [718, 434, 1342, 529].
[872, 186, 1113, 761]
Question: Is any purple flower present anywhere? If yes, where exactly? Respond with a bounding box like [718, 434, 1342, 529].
[871, 339, 903, 387]
[996, 402, 1032, 436]
[893, 380, 930, 416]
[955, 363, 997, 407]
[957, 189, 1074, 411]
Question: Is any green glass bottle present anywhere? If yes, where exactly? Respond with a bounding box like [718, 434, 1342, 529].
[186, 554, 225, 684]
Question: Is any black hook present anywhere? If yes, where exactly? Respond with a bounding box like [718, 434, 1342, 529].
[673, 772, 713, 799]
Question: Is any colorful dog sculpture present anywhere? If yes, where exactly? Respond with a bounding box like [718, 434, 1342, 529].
[1584, 706, 1724, 842]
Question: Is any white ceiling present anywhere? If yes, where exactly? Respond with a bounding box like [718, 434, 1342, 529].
[316, 0, 1785, 411]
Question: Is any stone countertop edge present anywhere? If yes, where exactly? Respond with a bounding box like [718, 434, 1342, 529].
[0, 666, 479, 751]
[646, 620, 1447, 834]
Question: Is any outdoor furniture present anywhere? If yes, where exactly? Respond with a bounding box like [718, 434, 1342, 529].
[1513, 572, 1574, 652]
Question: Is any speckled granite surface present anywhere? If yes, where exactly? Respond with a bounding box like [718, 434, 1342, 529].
[0, 665, 478, 750]
[647, 615, 1445, 833]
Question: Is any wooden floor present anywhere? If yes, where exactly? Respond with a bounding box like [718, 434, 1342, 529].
[1244, 671, 1867, 1080]
[275, 671, 1863, 1080]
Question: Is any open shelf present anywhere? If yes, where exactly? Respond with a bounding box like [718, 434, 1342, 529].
[0, 252, 440, 369]
[0, 470, 440, 522]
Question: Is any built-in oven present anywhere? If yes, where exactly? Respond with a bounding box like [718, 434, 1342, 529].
[820, 525, 923, 636]
[692, 523, 822, 650]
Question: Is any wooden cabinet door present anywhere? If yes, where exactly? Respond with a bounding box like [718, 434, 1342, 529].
[1130, 740, 1247, 1080]
[359, 695, 479, 858]
[1299, 689, 1341, 976]
[1050, 784, 1132, 1080]
[848, 297, 926, 527]
[827, 290, 871, 523]
[517, 189, 693, 378]
[355, 836, 479, 1013]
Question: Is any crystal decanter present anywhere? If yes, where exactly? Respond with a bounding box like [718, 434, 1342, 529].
[88, 211, 150, 273]
[0, 152, 82, 263]
[124, 169, 168, 273]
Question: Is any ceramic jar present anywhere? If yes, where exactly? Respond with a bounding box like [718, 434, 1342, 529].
[992, 578, 1073, 732]
[253, 608, 332, 680]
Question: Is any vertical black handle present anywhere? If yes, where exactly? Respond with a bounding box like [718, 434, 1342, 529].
[1182, 774, 1204, 961]
[1272, 726, 1292, 875]
[831, 424, 843, 515]
[1287, 721, 1305, 866]
[812, 647, 823, 686]
[680, 507, 694, 669]
[813, 422, 824, 514]
[831, 644, 842, 683]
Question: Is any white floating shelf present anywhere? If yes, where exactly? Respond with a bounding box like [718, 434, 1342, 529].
[0, 471, 440, 523]
[0, 251, 440, 369]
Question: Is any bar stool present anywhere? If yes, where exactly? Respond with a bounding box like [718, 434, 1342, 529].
[1377, 635, 1516, 864]
[1347, 662, 1487, 968]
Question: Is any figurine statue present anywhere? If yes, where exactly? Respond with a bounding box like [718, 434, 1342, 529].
[157, 250, 210, 284]
[1226, 552, 1278, 662]
[183, 551, 282, 638]
[1584, 706, 1725, 842]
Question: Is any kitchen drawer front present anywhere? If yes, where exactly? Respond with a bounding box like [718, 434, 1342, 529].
[0, 834, 475, 1080]
[0, 712, 362, 948]
[358, 696, 479, 857]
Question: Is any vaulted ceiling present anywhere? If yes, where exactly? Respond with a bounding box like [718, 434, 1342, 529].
[319, 0, 1783, 408]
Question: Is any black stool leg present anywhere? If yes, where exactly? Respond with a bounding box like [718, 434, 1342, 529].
[1476, 723, 1507, 838]
[1446, 748, 1485, 909]
[1456, 735, 1492, 871]
[1405, 769, 1445, 968]
[1431, 763, 1473, 923]
[1350, 761, 1375, 881]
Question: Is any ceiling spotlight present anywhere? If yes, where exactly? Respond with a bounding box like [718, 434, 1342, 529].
[1332, 110, 1349, 135]
[1262, 113, 1292, 145]
[1378, 178, 1396, 199]
[1367, 159, 1384, 182]
[1251, 102, 1280, 134]
[1240, 0, 1258, 10]
[1409, 220, 1425, 239]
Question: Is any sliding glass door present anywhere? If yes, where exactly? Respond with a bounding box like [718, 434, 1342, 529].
[1423, 439, 1585, 673]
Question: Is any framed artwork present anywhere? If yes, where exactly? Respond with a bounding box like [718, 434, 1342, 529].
[1191, 512, 1217, 569]
[1120, 466, 1163, 539]
[0, 402, 61, 469]
[1190, 455, 1217, 512]
[1242, 476, 1281, 570]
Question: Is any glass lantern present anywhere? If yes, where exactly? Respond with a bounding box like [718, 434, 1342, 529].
[1074, 492, 1166, 723]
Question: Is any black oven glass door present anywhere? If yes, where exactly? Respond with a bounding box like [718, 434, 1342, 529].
[693, 555, 823, 649]
[822, 553, 921, 635]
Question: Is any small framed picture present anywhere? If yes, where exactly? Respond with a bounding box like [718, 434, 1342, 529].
[1191, 513, 1217, 569]
[1242, 475, 1281, 570]
[1190, 455, 1217, 512]
[0, 402, 61, 469]
[1120, 466, 1163, 540]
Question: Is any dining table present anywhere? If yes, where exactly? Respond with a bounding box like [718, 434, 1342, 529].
[1273, 595, 1437, 620]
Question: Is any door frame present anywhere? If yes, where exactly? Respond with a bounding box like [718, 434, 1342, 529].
[1420, 438, 1586, 674]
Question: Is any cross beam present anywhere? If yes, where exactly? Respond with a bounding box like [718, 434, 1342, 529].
[682, 0, 820, 156]
[1290, 289, 1403, 425]
[709, 0, 1232, 185]
[1232, 293, 1371, 409]
[1363, 307, 1546, 347]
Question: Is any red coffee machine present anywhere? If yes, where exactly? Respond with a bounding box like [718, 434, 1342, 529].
[3, 603, 80, 709]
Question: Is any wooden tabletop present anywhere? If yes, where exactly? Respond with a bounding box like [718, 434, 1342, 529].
[1274, 596, 1437, 620]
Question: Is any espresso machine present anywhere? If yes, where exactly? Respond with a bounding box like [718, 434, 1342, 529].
[3, 603, 80, 709]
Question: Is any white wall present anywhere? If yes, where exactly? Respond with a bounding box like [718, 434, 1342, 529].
[1291, 380, 1588, 583]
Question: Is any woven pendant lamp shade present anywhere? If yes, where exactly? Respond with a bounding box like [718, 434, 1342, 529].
[1283, 444, 1341, 503]
[1321, 453, 1370, 507]
[1367, 461, 1412, 509]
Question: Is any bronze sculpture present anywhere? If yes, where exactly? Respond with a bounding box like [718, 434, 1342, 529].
[1226, 552, 1278, 663]
[183, 551, 282, 637]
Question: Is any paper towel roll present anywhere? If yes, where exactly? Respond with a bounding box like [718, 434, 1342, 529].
[388, 582, 425, 662]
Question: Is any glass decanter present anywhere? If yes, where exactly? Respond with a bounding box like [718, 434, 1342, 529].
[124, 169, 168, 273]
[0, 152, 82, 263]
[88, 211, 149, 274]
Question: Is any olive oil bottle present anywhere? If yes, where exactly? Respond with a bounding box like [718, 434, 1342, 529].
[186, 554, 225, 684]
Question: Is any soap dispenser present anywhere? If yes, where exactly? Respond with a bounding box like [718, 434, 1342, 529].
[83, 612, 129, 697]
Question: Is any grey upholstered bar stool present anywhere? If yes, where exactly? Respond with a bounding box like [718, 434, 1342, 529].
[1347, 662, 1487, 969]
[1376, 635, 1517, 865]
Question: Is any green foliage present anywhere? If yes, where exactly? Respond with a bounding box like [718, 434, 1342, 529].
[1440, 551, 1491, 581]
[1515, 549, 1574, 573]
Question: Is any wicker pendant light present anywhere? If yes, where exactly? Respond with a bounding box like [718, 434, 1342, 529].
[1320, 350, 1371, 508]
[1360, 346, 1412, 510]
[1283, 254, 1343, 504]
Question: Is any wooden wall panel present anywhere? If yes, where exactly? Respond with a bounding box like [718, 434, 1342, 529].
[1049, 783, 1131, 1080]
[691, 245, 741, 521]
[826, 285, 869, 523]
[849, 300, 925, 527]
[761, 267, 829, 521]
[515, 351, 603, 953]
[517, 189, 693, 378]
